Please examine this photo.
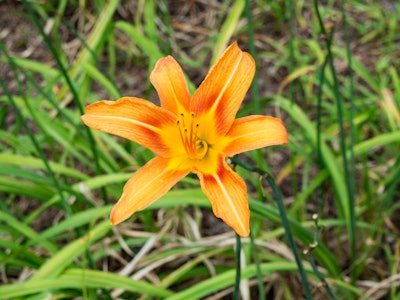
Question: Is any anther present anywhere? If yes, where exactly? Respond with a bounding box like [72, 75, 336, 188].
[176, 112, 208, 159]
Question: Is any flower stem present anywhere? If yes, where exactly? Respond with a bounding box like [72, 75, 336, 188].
[233, 233, 242, 300]
[231, 156, 312, 300]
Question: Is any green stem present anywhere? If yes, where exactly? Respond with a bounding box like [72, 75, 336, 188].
[233, 233, 242, 300]
[231, 156, 312, 300]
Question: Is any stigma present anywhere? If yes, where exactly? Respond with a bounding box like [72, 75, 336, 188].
[177, 112, 208, 160]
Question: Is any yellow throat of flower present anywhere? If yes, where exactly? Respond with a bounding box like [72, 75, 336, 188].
[177, 112, 208, 160]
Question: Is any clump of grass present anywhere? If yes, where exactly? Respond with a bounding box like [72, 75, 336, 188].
[1, 0, 399, 299]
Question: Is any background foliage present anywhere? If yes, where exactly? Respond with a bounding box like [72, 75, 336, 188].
[1, 0, 399, 299]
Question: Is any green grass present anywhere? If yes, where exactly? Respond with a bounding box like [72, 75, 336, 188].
[1, 0, 400, 299]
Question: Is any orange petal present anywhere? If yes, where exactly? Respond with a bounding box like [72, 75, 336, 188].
[81, 97, 177, 157]
[223, 115, 288, 157]
[192, 42, 255, 140]
[196, 156, 250, 237]
[150, 56, 191, 115]
[110, 156, 190, 225]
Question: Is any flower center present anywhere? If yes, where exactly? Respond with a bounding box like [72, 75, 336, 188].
[177, 112, 208, 160]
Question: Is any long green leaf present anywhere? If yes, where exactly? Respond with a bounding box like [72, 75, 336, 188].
[29, 220, 111, 281]
[0, 268, 173, 298]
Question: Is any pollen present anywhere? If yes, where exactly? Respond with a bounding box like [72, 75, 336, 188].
[177, 112, 208, 159]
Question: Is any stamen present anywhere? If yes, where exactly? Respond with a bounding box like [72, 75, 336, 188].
[177, 118, 190, 154]
[176, 112, 207, 159]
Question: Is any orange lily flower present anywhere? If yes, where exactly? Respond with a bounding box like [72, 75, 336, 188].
[81, 42, 288, 237]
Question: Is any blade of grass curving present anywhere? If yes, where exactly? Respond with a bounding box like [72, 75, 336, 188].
[0, 176, 52, 201]
[29, 220, 111, 281]
[115, 21, 164, 68]
[0, 56, 59, 77]
[211, 0, 245, 64]
[353, 131, 400, 155]
[0, 153, 88, 180]
[28, 207, 110, 246]
[231, 156, 312, 300]
[0, 210, 58, 254]
[82, 62, 121, 99]
[0, 239, 44, 269]
[159, 248, 226, 289]
[144, 0, 157, 42]
[313, 0, 356, 277]
[0, 268, 173, 299]
[0, 165, 87, 209]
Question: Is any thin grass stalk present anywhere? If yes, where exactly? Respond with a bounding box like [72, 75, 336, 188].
[244, 0, 270, 181]
[305, 216, 338, 299]
[307, 255, 338, 299]
[22, 0, 108, 202]
[285, 0, 295, 82]
[285, 0, 300, 210]
[316, 53, 330, 221]
[265, 175, 312, 300]
[233, 233, 242, 300]
[313, 0, 356, 278]
[244, 5, 272, 297]
[0, 104, 7, 128]
[339, 0, 357, 283]
[317, 49, 330, 168]
[231, 156, 312, 300]
[52, 0, 67, 32]
[244, 0, 260, 114]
